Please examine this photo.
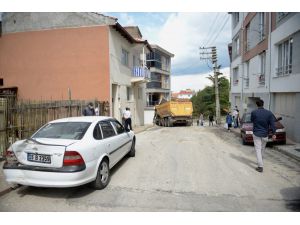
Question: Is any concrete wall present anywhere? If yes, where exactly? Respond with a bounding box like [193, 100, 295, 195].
[144, 108, 155, 125]
[0, 26, 110, 101]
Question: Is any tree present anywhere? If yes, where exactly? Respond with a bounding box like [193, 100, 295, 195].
[191, 76, 230, 118]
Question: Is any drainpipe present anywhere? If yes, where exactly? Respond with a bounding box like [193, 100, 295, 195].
[268, 13, 272, 110]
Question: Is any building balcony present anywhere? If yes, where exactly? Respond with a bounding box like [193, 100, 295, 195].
[276, 64, 292, 77]
[131, 66, 150, 83]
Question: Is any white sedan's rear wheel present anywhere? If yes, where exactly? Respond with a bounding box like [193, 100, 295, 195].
[91, 159, 110, 190]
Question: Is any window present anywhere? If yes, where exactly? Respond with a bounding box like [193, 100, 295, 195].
[233, 35, 240, 58]
[111, 120, 125, 135]
[233, 67, 239, 85]
[32, 122, 91, 140]
[245, 25, 250, 51]
[259, 51, 266, 75]
[259, 52, 266, 85]
[133, 55, 137, 67]
[100, 121, 116, 139]
[93, 124, 102, 140]
[277, 38, 293, 76]
[165, 58, 170, 71]
[121, 48, 129, 66]
[127, 87, 133, 101]
[164, 76, 169, 89]
[259, 13, 265, 41]
[232, 13, 239, 28]
[245, 61, 249, 88]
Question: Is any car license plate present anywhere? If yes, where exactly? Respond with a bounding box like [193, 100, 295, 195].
[27, 153, 51, 164]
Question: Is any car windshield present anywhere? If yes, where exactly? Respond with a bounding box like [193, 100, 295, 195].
[32, 122, 91, 140]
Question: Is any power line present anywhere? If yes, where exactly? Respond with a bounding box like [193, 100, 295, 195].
[206, 15, 230, 47]
[204, 13, 227, 46]
[203, 13, 220, 46]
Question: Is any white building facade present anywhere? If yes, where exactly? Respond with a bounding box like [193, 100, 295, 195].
[229, 12, 300, 142]
[144, 45, 174, 125]
[109, 24, 151, 126]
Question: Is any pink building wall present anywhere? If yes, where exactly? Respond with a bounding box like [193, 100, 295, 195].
[0, 26, 110, 101]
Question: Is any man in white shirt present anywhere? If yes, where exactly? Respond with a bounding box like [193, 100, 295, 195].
[123, 107, 132, 131]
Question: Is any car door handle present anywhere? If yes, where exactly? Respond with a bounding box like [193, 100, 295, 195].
[107, 144, 111, 147]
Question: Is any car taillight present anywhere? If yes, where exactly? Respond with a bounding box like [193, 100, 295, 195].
[5, 147, 18, 163]
[63, 151, 85, 166]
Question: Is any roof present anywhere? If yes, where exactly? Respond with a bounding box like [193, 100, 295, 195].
[50, 116, 112, 123]
[179, 90, 194, 95]
[112, 23, 152, 52]
[150, 44, 174, 57]
[123, 26, 143, 39]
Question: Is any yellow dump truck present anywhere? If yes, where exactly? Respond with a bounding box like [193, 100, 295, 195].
[154, 100, 193, 126]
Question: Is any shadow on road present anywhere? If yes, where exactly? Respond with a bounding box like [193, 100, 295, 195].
[229, 153, 257, 170]
[280, 187, 300, 211]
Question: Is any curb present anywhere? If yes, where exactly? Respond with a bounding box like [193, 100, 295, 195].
[272, 145, 300, 162]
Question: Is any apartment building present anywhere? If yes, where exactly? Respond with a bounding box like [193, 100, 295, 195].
[229, 12, 300, 142]
[0, 12, 151, 126]
[144, 44, 174, 125]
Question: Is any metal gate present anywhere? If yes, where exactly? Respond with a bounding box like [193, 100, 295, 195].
[0, 88, 17, 159]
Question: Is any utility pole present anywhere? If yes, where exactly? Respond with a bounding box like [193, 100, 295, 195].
[199, 46, 221, 124]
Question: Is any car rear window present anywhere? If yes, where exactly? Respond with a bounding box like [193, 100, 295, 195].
[32, 122, 91, 140]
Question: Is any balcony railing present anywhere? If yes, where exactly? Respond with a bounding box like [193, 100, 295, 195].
[131, 66, 150, 83]
[276, 64, 292, 77]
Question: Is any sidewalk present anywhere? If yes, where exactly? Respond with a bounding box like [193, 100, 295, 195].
[228, 126, 300, 161]
[0, 124, 153, 196]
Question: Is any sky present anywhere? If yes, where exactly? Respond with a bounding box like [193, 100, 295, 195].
[105, 12, 232, 93]
[106, 12, 231, 80]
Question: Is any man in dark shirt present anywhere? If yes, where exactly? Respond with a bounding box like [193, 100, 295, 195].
[82, 102, 96, 116]
[251, 99, 276, 173]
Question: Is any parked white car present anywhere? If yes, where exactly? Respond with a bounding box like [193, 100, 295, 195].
[3, 116, 136, 189]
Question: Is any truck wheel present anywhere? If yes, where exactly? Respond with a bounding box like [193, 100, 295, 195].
[167, 118, 171, 127]
[165, 118, 169, 127]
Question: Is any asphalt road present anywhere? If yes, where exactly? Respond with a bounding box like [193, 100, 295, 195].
[0, 125, 300, 211]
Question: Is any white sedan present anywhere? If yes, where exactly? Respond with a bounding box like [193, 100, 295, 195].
[3, 116, 136, 189]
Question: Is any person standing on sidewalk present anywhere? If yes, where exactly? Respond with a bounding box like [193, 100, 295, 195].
[226, 112, 233, 132]
[251, 99, 276, 173]
[82, 102, 96, 116]
[123, 107, 133, 131]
